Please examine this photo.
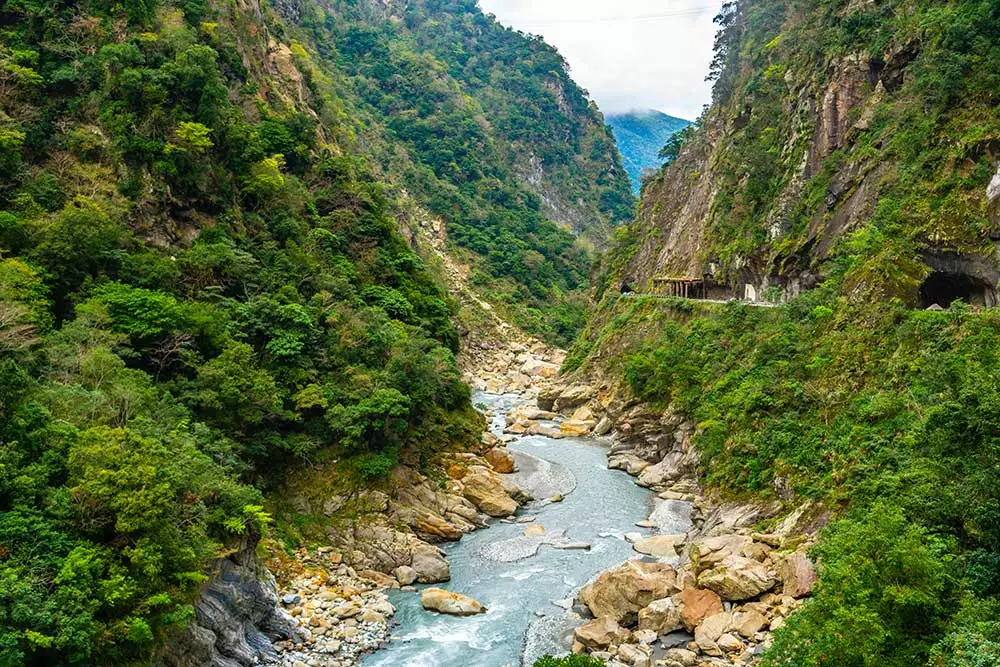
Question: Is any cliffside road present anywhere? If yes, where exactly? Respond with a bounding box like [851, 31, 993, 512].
[622, 294, 780, 308]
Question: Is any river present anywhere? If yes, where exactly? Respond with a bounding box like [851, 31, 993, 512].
[364, 392, 692, 667]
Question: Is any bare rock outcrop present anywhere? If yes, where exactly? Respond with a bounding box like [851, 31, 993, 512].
[158, 536, 301, 667]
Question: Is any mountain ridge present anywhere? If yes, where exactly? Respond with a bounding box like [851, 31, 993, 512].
[607, 109, 692, 194]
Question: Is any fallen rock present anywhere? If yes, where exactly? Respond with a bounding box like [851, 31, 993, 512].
[608, 453, 651, 475]
[526, 423, 565, 439]
[618, 642, 653, 667]
[420, 588, 487, 616]
[410, 545, 450, 583]
[633, 534, 684, 559]
[574, 616, 624, 650]
[779, 551, 818, 598]
[358, 569, 397, 588]
[460, 468, 519, 517]
[694, 611, 732, 654]
[733, 609, 768, 638]
[637, 597, 682, 634]
[578, 560, 678, 624]
[661, 648, 698, 667]
[698, 555, 778, 601]
[521, 358, 560, 378]
[484, 447, 517, 474]
[412, 511, 464, 542]
[689, 535, 753, 573]
[560, 419, 597, 437]
[593, 416, 613, 436]
[553, 384, 596, 412]
[393, 565, 417, 586]
[717, 632, 744, 654]
[679, 587, 724, 632]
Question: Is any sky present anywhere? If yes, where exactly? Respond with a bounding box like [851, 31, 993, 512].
[477, 0, 724, 121]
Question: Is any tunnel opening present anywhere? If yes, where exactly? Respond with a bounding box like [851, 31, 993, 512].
[919, 271, 996, 309]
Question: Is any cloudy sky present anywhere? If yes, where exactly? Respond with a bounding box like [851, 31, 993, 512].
[477, 0, 724, 121]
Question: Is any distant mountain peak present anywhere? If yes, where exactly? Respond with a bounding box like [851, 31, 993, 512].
[607, 109, 692, 194]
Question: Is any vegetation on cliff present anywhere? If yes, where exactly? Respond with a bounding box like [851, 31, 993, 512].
[0, 0, 626, 663]
[291, 0, 633, 342]
[573, 0, 1000, 665]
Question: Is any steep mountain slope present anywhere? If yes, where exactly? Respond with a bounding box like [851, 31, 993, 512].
[272, 0, 635, 344]
[0, 0, 626, 664]
[610, 0, 1000, 304]
[607, 109, 691, 194]
[567, 1, 1000, 665]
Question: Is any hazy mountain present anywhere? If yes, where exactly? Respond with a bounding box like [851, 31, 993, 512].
[607, 110, 692, 194]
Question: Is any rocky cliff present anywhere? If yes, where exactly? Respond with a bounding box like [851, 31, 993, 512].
[611, 0, 1000, 306]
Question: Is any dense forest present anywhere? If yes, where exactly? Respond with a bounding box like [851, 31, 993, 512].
[573, 0, 1000, 665]
[0, 0, 627, 664]
[288, 0, 634, 341]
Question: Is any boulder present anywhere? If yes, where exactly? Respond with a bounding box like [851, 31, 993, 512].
[608, 453, 650, 475]
[637, 597, 683, 634]
[618, 643, 653, 667]
[526, 423, 565, 439]
[553, 384, 596, 412]
[537, 386, 563, 412]
[733, 609, 768, 638]
[660, 648, 698, 667]
[698, 555, 778, 601]
[573, 616, 624, 650]
[393, 565, 417, 586]
[578, 560, 678, 624]
[717, 632, 744, 654]
[410, 545, 450, 583]
[560, 419, 596, 437]
[570, 405, 595, 422]
[679, 587, 724, 632]
[483, 447, 516, 474]
[360, 608, 384, 624]
[689, 535, 753, 573]
[460, 468, 518, 517]
[520, 358, 560, 378]
[778, 551, 818, 598]
[633, 535, 684, 559]
[593, 416, 613, 436]
[412, 510, 464, 542]
[694, 611, 732, 654]
[420, 588, 487, 616]
[357, 570, 397, 588]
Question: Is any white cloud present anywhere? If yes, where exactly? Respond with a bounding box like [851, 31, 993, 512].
[477, 0, 724, 120]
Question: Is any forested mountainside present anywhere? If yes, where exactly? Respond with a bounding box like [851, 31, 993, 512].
[291, 0, 634, 340]
[568, 0, 1000, 665]
[0, 0, 626, 664]
[606, 110, 691, 194]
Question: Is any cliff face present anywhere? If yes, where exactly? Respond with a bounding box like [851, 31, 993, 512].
[158, 537, 301, 667]
[564, 3, 1000, 665]
[616, 0, 1000, 305]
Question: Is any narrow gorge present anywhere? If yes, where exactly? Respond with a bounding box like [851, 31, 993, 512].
[2, 0, 1000, 666]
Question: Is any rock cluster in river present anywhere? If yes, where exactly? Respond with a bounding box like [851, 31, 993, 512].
[269, 407, 528, 665]
[539, 380, 824, 667]
[463, 338, 565, 397]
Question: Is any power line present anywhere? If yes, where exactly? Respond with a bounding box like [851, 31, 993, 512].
[506, 6, 720, 27]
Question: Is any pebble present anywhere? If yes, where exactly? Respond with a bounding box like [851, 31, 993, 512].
[276, 549, 393, 667]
